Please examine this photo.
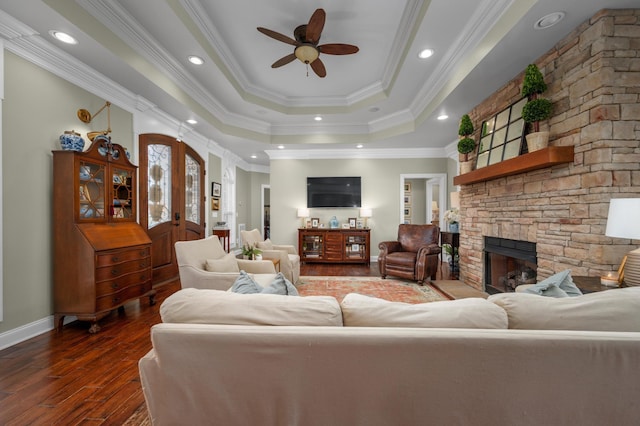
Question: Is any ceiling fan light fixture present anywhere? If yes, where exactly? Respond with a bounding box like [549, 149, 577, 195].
[295, 45, 319, 64]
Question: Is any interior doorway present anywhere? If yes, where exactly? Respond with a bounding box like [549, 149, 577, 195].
[400, 174, 446, 228]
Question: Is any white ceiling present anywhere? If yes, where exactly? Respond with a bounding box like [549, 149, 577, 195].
[0, 0, 636, 166]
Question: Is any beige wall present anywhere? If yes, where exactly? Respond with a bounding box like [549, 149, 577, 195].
[269, 158, 449, 255]
[1, 52, 133, 333]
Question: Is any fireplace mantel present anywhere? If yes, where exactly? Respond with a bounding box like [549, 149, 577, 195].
[453, 146, 574, 186]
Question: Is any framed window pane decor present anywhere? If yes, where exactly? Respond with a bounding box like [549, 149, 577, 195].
[476, 98, 527, 169]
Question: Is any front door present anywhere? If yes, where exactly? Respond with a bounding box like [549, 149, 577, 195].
[139, 134, 205, 285]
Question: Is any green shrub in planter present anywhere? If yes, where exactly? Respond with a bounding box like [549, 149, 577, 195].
[457, 137, 476, 161]
[521, 64, 553, 133]
[522, 98, 553, 128]
[458, 114, 474, 137]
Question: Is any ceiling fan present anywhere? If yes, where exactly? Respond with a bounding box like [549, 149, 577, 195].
[257, 8, 359, 78]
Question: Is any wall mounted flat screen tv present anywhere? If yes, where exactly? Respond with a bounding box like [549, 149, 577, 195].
[307, 176, 361, 208]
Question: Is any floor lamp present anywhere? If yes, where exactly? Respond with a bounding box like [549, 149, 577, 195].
[605, 198, 640, 286]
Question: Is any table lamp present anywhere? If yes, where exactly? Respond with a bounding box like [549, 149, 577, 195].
[605, 198, 640, 286]
[297, 208, 310, 228]
[359, 208, 372, 228]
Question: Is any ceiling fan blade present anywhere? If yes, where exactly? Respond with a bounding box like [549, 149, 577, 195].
[310, 58, 327, 78]
[306, 8, 326, 44]
[271, 53, 297, 68]
[257, 27, 298, 46]
[319, 44, 359, 55]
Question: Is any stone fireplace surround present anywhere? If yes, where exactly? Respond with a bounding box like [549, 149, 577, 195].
[456, 9, 640, 291]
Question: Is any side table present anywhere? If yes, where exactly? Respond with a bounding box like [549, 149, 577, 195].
[213, 228, 230, 253]
[440, 231, 460, 278]
[572, 276, 625, 294]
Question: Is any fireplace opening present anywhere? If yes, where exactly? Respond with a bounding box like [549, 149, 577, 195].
[484, 237, 537, 294]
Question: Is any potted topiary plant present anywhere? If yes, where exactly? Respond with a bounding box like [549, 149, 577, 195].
[521, 64, 553, 151]
[457, 114, 476, 174]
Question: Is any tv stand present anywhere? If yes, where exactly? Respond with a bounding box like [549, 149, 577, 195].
[299, 228, 370, 265]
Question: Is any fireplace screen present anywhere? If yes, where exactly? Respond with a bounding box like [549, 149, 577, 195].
[484, 237, 537, 294]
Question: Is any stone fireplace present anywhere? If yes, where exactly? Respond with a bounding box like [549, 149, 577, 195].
[454, 9, 640, 292]
[484, 237, 537, 294]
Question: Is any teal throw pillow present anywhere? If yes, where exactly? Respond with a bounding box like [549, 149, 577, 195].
[523, 269, 582, 298]
[230, 270, 262, 294]
[262, 273, 299, 296]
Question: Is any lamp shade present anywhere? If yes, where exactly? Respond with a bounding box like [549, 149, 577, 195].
[359, 208, 372, 218]
[432, 201, 438, 210]
[605, 199, 640, 239]
[297, 208, 310, 218]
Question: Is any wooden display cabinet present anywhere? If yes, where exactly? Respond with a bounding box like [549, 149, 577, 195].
[299, 229, 370, 265]
[52, 137, 155, 333]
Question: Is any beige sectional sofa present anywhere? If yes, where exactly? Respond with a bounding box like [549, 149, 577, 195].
[139, 287, 640, 426]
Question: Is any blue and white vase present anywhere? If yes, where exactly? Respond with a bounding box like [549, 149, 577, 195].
[449, 222, 459, 233]
[59, 131, 85, 151]
[329, 216, 339, 229]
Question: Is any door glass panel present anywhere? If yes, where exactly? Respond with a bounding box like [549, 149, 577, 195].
[148, 144, 171, 228]
[112, 167, 132, 219]
[184, 153, 200, 224]
[78, 160, 105, 220]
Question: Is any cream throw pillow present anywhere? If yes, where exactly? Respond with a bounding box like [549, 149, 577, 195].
[204, 253, 239, 273]
[488, 287, 640, 331]
[257, 239, 274, 250]
[160, 288, 343, 326]
[340, 293, 508, 329]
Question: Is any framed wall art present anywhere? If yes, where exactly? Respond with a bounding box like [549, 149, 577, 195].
[211, 182, 221, 198]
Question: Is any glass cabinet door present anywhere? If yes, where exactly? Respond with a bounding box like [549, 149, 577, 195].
[78, 160, 105, 220]
[112, 167, 133, 219]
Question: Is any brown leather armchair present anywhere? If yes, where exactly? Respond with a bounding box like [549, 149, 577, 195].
[378, 224, 441, 285]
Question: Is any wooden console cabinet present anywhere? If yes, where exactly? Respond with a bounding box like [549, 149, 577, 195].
[52, 137, 155, 333]
[299, 229, 370, 265]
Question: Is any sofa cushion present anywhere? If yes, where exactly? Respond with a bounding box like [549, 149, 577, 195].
[204, 252, 239, 273]
[340, 293, 508, 329]
[160, 288, 343, 326]
[521, 269, 582, 297]
[488, 287, 640, 331]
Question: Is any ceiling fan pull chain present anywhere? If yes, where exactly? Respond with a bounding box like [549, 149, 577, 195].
[306, 63, 309, 77]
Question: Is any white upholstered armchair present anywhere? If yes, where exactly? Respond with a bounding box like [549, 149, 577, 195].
[241, 228, 301, 284]
[175, 236, 277, 290]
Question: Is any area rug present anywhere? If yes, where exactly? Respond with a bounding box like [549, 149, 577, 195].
[296, 276, 448, 303]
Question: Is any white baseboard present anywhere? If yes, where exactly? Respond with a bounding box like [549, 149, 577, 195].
[0, 315, 76, 351]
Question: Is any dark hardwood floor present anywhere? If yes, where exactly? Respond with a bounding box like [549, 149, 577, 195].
[0, 261, 454, 425]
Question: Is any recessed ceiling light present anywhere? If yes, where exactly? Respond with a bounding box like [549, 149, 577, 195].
[356, 144, 363, 149]
[418, 48, 434, 59]
[534, 12, 565, 30]
[188, 55, 204, 65]
[186, 119, 197, 125]
[314, 116, 322, 121]
[49, 30, 77, 45]
[278, 145, 285, 149]
[437, 114, 448, 120]
[251, 154, 257, 159]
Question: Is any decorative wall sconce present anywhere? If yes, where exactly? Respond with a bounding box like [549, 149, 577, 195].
[77, 101, 111, 141]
